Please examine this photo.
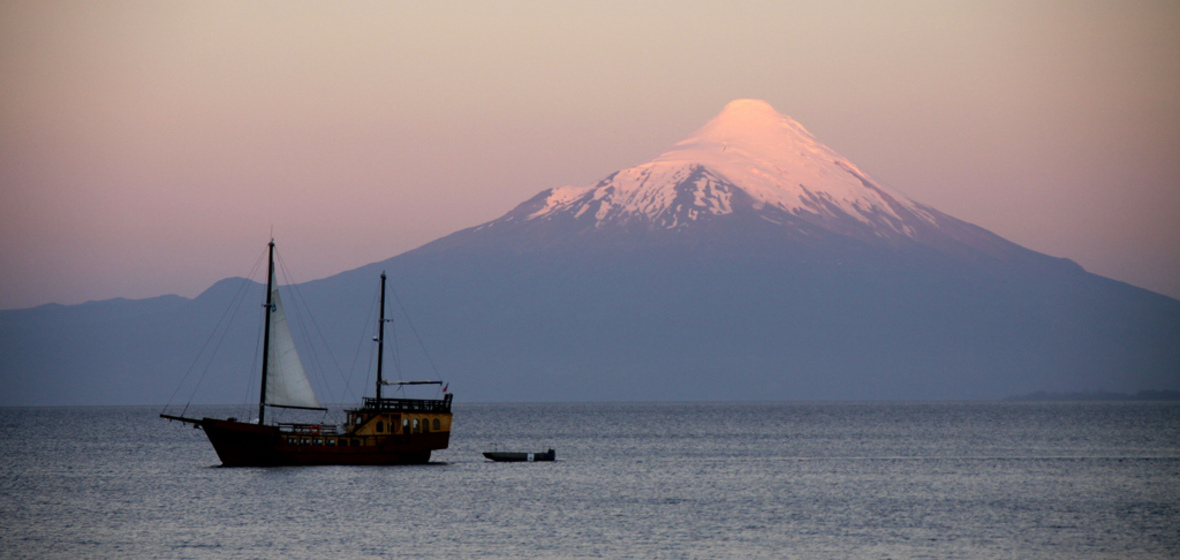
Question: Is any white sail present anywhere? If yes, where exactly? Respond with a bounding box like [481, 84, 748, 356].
[265, 271, 324, 410]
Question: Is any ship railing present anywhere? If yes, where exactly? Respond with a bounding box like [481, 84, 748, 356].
[361, 394, 453, 413]
[278, 423, 340, 435]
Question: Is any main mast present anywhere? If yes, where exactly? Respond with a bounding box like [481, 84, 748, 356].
[258, 240, 275, 425]
[376, 271, 386, 401]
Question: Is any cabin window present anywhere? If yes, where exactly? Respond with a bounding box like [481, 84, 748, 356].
[376, 421, 384, 433]
[355, 416, 363, 425]
[328, 439, 337, 446]
[403, 419, 409, 433]
[314, 438, 323, 445]
[412, 419, 420, 433]
[301, 438, 310, 445]
[433, 418, 441, 431]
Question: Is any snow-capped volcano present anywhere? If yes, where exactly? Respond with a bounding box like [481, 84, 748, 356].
[460, 99, 1039, 266]
[5, 101, 1176, 407]
[498, 99, 936, 239]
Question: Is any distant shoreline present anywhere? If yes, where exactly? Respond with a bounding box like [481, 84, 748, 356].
[1006, 390, 1180, 402]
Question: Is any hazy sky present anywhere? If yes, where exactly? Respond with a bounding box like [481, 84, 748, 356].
[2, 0, 1178, 309]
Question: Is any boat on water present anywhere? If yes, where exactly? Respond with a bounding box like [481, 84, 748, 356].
[483, 449, 556, 462]
[162, 240, 453, 467]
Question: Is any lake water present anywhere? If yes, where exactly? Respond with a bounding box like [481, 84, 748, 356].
[1, 402, 1178, 559]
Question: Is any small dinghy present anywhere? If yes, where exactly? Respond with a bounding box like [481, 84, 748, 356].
[482, 448, 555, 462]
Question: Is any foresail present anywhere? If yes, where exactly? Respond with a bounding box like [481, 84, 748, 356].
[265, 277, 324, 410]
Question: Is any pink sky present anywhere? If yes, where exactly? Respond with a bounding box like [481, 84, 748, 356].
[2, 1, 1178, 308]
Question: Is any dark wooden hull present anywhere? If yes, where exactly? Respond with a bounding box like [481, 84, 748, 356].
[482, 450, 555, 462]
[201, 418, 449, 467]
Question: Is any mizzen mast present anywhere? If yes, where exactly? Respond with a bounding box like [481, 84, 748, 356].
[376, 271, 387, 401]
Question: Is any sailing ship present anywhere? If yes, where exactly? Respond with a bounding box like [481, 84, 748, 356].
[162, 240, 453, 466]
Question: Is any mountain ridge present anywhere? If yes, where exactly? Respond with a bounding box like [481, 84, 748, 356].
[0, 99, 1176, 405]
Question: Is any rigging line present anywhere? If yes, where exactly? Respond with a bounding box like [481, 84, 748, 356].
[241, 249, 271, 419]
[273, 251, 334, 404]
[171, 251, 266, 418]
[273, 250, 350, 404]
[240, 245, 270, 421]
[390, 318, 403, 381]
[388, 280, 443, 380]
[225, 268, 265, 422]
[242, 300, 265, 419]
[363, 330, 376, 401]
[240, 257, 269, 419]
[284, 282, 333, 404]
[181, 274, 255, 416]
[163, 287, 235, 413]
[346, 284, 381, 405]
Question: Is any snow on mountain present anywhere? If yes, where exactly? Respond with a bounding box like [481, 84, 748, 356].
[461, 99, 1062, 268]
[492, 99, 940, 240]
